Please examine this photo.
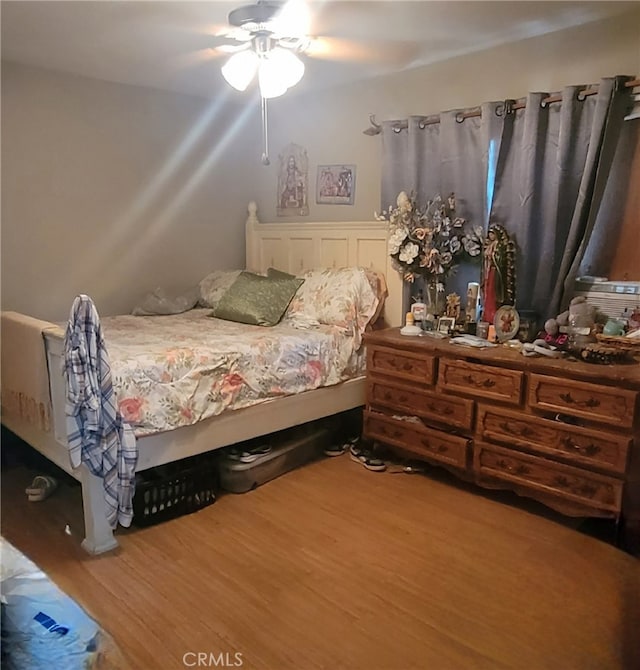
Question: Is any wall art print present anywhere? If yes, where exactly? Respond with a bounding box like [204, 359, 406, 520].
[316, 164, 356, 205]
[277, 143, 309, 217]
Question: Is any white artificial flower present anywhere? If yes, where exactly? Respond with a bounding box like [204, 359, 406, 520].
[399, 242, 420, 263]
[397, 191, 411, 213]
[388, 228, 408, 254]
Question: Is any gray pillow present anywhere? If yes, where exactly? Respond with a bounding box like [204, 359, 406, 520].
[132, 287, 199, 316]
[211, 272, 304, 326]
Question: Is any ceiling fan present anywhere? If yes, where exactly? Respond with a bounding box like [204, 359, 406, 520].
[207, 0, 416, 164]
[212, 0, 312, 99]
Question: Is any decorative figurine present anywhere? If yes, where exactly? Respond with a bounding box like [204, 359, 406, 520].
[445, 293, 461, 321]
[481, 224, 516, 324]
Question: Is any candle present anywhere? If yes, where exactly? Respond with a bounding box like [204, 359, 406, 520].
[466, 282, 480, 322]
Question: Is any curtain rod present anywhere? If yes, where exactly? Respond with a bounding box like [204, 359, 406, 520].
[363, 78, 640, 135]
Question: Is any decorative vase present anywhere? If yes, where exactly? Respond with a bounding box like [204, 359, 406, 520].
[426, 279, 446, 316]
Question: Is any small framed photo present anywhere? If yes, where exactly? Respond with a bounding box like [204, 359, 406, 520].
[437, 317, 455, 334]
[316, 165, 356, 205]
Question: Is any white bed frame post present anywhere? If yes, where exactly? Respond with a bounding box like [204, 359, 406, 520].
[45, 334, 119, 554]
[79, 467, 119, 554]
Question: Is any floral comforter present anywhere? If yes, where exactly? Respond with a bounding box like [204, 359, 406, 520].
[102, 309, 366, 437]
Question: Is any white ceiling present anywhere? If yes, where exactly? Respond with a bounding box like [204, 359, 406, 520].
[2, 1, 637, 99]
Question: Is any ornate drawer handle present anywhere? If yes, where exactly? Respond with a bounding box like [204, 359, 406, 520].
[391, 358, 412, 371]
[463, 374, 496, 388]
[559, 392, 601, 408]
[560, 437, 601, 456]
[497, 459, 530, 476]
[420, 439, 447, 453]
[499, 421, 534, 438]
[381, 390, 409, 404]
[426, 403, 453, 416]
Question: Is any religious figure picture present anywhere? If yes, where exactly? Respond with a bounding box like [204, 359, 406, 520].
[316, 165, 356, 205]
[277, 143, 309, 216]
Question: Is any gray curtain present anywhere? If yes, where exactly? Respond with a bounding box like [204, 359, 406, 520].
[490, 76, 634, 319]
[382, 76, 634, 321]
[381, 103, 503, 301]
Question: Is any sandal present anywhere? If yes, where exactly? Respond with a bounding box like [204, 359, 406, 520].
[25, 475, 58, 502]
[350, 451, 387, 472]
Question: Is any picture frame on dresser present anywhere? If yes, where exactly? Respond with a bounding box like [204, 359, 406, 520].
[437, 317, 455, 334]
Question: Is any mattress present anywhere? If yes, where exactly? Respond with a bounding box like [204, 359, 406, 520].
[101, 309, 366, 437]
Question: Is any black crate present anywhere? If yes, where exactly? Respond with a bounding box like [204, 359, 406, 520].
[132, 452, 219, 527]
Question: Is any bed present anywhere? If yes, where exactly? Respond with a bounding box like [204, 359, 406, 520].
[1, 203, 403, 554]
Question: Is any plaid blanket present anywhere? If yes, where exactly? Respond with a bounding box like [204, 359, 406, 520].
[64, 295, 137, 528]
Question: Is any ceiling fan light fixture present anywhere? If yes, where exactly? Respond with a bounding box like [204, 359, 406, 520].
[257, 55, 289, 99]
[221, 49, 259, 91]
[266, 46, 304, 89]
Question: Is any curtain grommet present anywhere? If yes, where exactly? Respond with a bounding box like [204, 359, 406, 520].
[455, 112, 465, 124]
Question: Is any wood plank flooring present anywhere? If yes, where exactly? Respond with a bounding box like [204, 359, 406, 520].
[2, 453, 639, 670]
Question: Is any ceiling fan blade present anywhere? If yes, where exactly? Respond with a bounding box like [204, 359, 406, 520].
[305, 36, 419, 67]
[270, 0, 311, 40]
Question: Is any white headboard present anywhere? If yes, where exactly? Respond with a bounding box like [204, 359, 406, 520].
[245, 202, 403, 327]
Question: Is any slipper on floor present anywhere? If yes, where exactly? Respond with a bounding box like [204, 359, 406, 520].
[25, 475, 58, 502]
[350, 451, 387, 472]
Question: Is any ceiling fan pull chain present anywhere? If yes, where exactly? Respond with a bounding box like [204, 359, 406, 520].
[261, 95, 270, 165]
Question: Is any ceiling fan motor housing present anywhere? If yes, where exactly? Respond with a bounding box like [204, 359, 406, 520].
[228, 2, 283, 32]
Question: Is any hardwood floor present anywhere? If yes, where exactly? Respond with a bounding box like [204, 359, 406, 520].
[2, 453, 639, 670]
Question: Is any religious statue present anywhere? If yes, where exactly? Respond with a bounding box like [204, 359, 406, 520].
[481, 224, 516, 323]
[445, 292, 461, 321]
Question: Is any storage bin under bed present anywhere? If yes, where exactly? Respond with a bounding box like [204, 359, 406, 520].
[218, 424, 332, 493]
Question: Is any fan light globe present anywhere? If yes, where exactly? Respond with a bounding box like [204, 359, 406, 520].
[221, 50, 259, 91]
[221, 46, 304, 98]
[257, 56, 288, 99]
[267, 47, 305, 89]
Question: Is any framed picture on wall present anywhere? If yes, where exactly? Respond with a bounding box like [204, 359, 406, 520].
[316, 165, 356, 205]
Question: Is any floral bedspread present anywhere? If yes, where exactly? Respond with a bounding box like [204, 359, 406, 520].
[101, 309, 366, 437]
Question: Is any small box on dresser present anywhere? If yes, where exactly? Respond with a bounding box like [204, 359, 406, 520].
[363, 328, 640, 548]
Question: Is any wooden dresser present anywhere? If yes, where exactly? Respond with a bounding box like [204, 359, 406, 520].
[363, 328, 640, 544]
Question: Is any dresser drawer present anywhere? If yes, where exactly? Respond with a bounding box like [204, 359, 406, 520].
[474, 442, 622, 514]
[367, 345, 435, 385]
[477, 405, 631, 475]
[364, 410, 468, 469]
[438, 359, 523, 405]
[368, 378, 474, 431]
[528, 374, 637, 429]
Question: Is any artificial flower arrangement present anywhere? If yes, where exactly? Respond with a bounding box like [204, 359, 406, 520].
[376, 191, 483, 284]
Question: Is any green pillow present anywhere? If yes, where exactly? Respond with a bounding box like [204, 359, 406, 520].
[212, 272, 304, 326]
[267, 267, 297, 280]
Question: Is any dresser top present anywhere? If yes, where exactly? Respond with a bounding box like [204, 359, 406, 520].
[364, 328, 640, 389]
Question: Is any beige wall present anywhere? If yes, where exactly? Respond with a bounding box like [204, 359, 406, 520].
[2, 11, 638, 320]
[1, 62, 259, 320]
[248, 10, 640, 223]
